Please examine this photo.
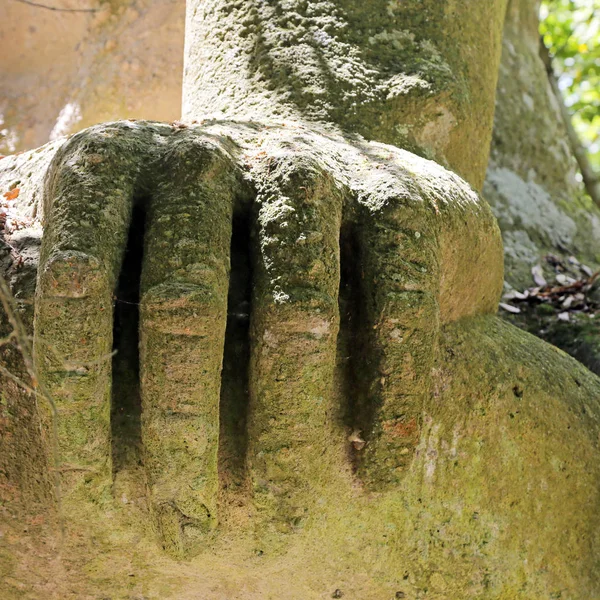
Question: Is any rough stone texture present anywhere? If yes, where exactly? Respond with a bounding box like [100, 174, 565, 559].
[4, 307, 600, 598]
[2, 120, 600, 596]
[0, 143, 60, 527]
[483, 0, 600, 289]
[183, 0, 508, 190]
[1, 119, 503, 556]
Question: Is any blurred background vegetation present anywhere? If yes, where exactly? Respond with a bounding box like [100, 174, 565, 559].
[541, 0, 600, 171]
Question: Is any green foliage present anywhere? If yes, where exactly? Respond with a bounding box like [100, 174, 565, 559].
[540, 0, 600, 170]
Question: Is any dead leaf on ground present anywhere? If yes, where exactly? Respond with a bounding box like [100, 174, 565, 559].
[502, 255, 600, 320]
[3, 188, 19, 201]
[531, 264, 547, 287]
[348, 429, 366, 450]
[499, 302, 521, 314]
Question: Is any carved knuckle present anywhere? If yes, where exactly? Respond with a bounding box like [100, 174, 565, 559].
[40, 251, 105, 298]
[60, 124, 128, 163]
[162, 134, 231, 173]
[141, 280, 224, 335]
[268, 151, 328, 196]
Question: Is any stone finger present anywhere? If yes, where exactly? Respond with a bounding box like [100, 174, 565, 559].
[139, 136, 236, 557]
[34, 125, 141, 495]
[248, 152, 344, 536]
[352, 192, 441, 489]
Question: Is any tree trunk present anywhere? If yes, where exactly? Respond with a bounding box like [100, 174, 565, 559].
[482, 0, 600, 377]
[2, 1, 600, 598]
[484, 0, 600, 290]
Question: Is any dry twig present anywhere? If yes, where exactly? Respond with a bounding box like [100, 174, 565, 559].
[12, 0, 98, 13]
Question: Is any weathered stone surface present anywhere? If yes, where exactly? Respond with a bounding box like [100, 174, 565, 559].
[3, 0, 598, 297]
[2, 120, 600, 597]
[1, 119, 502, 555]
[2, 1, 600, 596]
[4, 305, 600, 598]
[183, 0, 508, 190]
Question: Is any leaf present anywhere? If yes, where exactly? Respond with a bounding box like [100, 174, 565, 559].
[531, 265, 547, 287]
[556, 273, 576, 285]
[541, 0, 600, 170]
[499, 302, 521, 314]
[3, 188, 19, 201]
[581, 264, 593, 277]
[562, 295, 574, 309]
[348, 429, 366, 450]
[503, 290, 528, 301]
